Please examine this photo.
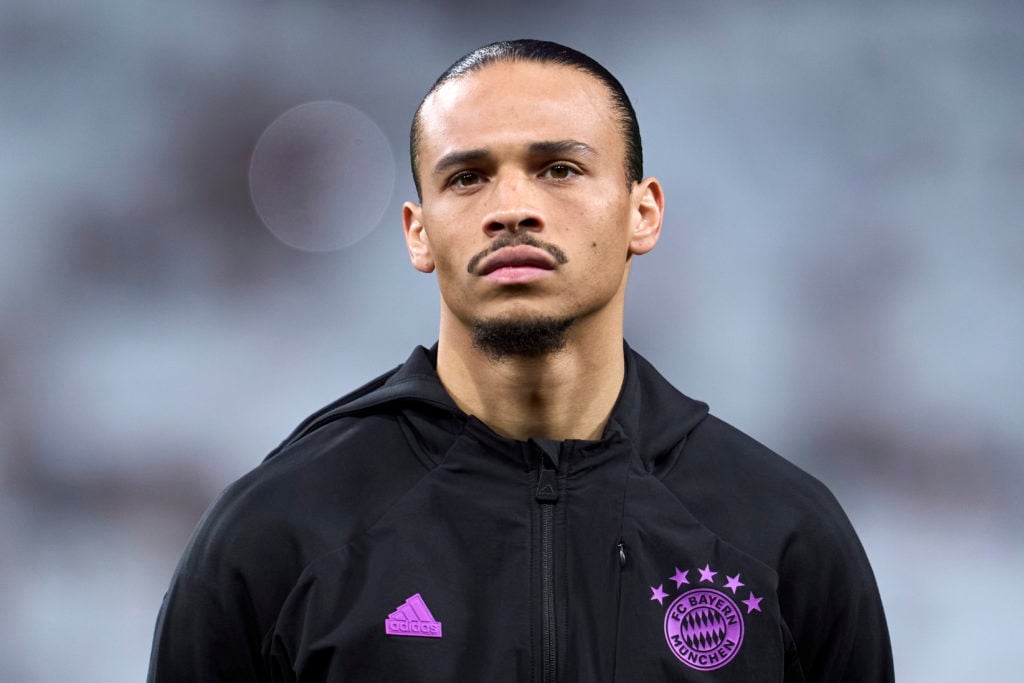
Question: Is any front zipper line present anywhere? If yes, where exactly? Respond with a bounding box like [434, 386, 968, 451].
[536, 464, 559, 683]
[540, 501, 556, 683]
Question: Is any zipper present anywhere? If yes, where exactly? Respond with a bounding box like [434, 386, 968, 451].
[535, 456, 559, 683]
[612, 537, 627, 680]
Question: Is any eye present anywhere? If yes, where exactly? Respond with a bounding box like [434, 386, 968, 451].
[542, 163, 580, 180]
[449, 171, 484, 188]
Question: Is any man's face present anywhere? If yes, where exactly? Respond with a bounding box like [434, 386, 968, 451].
[403, 61, 662, 339]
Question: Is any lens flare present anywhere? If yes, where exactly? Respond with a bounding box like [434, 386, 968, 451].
[249, 100, 394, 251]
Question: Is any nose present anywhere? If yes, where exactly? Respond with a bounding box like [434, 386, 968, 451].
[481, 173, 544, 236]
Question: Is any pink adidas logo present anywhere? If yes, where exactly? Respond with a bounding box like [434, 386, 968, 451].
[384, 593, 443, 638]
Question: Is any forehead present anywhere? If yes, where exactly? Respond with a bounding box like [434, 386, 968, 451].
[417, 61, 622, 168]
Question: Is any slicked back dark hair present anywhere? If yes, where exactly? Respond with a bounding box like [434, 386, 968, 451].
[410, 39, 643, 200]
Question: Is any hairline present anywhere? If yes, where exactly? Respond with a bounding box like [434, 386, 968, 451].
[410, 46, 642, 201]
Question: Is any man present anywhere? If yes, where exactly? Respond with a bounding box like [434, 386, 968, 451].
[149, 40, 893, 681]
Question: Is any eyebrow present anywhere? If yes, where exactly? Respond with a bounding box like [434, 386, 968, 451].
[431, 139, 597, 177]
[432, 148, 491, 177]
[527, 139, 596, 158]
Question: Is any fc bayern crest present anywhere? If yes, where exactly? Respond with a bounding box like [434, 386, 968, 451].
[649, 562, 763, 672]
[663, 588, 743, 670]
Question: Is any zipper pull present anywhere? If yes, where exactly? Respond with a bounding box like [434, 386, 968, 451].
[617, 539, 627, 568]
[536, 467, 558, 502]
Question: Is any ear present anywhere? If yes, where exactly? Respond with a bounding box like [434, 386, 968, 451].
[627, 177, 664, 256]
[403, 201, 435, 273]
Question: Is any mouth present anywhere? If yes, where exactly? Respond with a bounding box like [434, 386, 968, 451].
[476, 245, 558, 284]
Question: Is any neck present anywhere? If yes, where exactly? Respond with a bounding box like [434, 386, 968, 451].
[435, 313, 625, 442]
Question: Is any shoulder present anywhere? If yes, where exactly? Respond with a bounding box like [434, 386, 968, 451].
[178, 346, 457, 589]
[172, 375, 453, 632]
[150, 410, 434, 679]
[151, 353, 459, 674]
[625, 346, 861, 570]
[661, 412, 859, 571]
[173, 414, 428, 625]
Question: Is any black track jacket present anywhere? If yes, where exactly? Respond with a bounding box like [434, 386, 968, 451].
[149, 344, 893, 682]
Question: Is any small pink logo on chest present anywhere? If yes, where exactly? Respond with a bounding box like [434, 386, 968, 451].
[385, 593, 443, 638]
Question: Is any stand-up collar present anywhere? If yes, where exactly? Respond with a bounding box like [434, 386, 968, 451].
[276, 342, 709, 469]
[606, 342, 710, 469]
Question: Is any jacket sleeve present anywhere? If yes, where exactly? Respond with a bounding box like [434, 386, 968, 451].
[778, 490, 894, 682]
[148, 569, 271, 682]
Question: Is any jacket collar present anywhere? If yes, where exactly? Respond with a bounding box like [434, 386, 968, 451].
[276, 342, 709, 468]
[607, 342, 709, 469]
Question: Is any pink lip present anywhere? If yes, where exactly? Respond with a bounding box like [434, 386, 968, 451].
[477, 246, 558, 283]
[484, 265, 554, 284]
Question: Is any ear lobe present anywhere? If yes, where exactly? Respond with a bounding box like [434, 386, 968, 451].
[628, 177, 664, 256]
[403, 202, 435, 273]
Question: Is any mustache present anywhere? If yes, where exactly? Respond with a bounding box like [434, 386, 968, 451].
[466, 234, 569, 274]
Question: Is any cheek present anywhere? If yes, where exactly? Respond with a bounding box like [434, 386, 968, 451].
[575, 218, 632, 287]
[576, 241, 625, 289]
[421, 219, 461, 271]
[429, 240, 459, 272]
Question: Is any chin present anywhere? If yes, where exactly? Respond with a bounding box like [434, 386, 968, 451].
[471, 314, 577, 360]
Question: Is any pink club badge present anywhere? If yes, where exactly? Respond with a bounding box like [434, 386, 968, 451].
[664, 588, 744, 670]
[650, 563, 763, 672]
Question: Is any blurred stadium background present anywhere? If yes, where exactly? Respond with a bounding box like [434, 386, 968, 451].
[1, 0, 1021, 680]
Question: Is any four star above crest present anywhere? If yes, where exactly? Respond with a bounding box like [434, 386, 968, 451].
[724, 573, 745, 594]
[649, 584, 668, 605]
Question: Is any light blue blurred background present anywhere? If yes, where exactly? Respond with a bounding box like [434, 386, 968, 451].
[1, 1, 1021, 680]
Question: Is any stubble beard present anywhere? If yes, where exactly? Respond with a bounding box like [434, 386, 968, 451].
[472, 315, 577, 361]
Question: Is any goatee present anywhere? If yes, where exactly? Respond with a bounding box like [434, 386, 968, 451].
[472, 316, 576, 360]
